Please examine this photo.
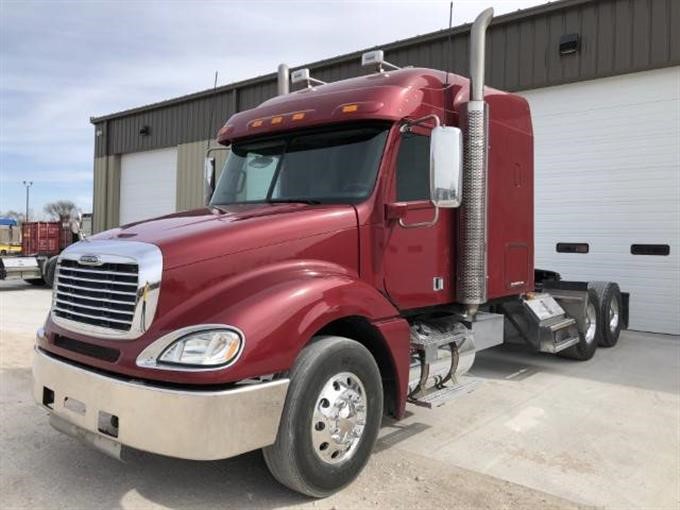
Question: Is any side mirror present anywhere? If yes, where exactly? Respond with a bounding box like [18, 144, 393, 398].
[204, 157, 216, 205]
[430, 126, 463, 208]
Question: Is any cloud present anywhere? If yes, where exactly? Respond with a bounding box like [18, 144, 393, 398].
[1, 0, 546, 214]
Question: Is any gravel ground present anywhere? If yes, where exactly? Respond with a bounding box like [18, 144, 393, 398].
[2, 279, 677, 509]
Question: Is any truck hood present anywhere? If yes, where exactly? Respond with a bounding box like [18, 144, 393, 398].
[92, 203, 358, 270]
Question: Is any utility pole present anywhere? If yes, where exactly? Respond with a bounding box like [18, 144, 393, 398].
[22, 181, 33, 221]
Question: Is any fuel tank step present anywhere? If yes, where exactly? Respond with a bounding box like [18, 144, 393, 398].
[538, 316, 580, 353]
[408, 378, 481, 409]
[502, 293, 582, 354]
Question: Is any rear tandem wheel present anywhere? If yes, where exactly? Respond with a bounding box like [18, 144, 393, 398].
[558, 287, 600, 361]
[589, 281, 623, 347]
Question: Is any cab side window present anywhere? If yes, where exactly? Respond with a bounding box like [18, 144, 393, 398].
[395, 133, 430, 202]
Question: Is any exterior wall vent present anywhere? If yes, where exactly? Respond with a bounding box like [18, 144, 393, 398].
[559, 33, 580, 55]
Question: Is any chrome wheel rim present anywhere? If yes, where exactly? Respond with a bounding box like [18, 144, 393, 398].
[585, 301, 597, 344]
[311, 371, 367, 465]
[609, 299, 620, 333]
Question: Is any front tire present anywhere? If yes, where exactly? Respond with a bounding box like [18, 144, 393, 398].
[263, 336, 383, 497]
[558, 287, 600, 361]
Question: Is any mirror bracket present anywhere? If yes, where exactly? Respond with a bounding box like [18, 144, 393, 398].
[385, 202, 408, 221]
[401, 113, 441, 133]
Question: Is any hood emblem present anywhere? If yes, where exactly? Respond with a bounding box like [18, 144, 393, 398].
[78, 254, 103, 266]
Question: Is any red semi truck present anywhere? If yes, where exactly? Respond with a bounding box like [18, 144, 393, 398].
[33, 9, 627, 497]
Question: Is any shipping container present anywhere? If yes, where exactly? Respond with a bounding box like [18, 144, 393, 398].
[21, 222, 71, 256]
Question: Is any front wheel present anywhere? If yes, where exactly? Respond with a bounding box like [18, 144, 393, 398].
[263, 336, 383, 497]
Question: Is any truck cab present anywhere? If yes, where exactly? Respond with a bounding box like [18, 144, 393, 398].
[32, 8, 627, 497]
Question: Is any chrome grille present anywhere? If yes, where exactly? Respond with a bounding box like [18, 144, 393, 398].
[54, 259, 139, 332]
[50, 240, 162, 340]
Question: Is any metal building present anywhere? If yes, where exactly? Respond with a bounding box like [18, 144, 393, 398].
[90, 0, 680, 334]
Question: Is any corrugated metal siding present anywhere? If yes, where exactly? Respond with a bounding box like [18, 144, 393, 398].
[97, 94, 235, 158]
[176, 141, 203, 212]
[176, 140, 229, 212]
[92, 155, 120, 233]
[107, 156, 120, 229]
[93, 157, 107, 233]
[93, 0, 680, 158]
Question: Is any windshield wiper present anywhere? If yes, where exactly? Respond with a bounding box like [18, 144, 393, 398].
[267, 198, 322, 205]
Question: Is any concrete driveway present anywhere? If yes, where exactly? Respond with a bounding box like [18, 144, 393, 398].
[1, 280, 678, 509]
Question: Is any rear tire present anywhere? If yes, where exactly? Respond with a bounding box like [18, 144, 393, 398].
[558, 287, 599, 361]
[263, 336, 383, 498]
[589, 281, 622, 347]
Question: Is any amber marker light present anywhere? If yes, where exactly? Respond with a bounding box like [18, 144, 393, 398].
[271, 116, 283, 125]
[217, 124, 232, 138]
[251, 119, 263, 127]
[292, 112, 306, 120]
[342, 104, 359, 113]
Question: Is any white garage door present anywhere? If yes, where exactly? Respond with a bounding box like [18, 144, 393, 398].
[120, 147, 178, 225]
[521, 67, 680, 335]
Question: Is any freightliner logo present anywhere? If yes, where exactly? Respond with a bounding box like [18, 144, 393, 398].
[78, 254, 103, 266]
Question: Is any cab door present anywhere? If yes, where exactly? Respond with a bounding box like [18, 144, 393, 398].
[383, 129, 455, 310]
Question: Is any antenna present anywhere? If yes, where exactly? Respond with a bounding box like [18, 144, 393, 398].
[444, 1, 453, 89]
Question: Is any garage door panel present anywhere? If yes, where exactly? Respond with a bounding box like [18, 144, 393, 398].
[120, 148, 178, 225]
[525, 70, 680, 115]
[522, 67, 680, 334]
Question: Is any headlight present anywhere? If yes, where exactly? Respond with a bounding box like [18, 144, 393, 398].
[159, 329, 242, 367]
[136, 325, 245, 371]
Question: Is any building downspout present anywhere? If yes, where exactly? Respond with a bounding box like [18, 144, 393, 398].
[457, 7, 493, 318]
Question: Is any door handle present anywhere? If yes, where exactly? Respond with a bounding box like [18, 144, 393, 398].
[398, 207, 439, 229]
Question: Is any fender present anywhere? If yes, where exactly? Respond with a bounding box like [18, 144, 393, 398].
[149, 257, 402, 383]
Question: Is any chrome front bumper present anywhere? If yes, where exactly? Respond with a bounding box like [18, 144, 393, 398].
[32, 348, 289, 461]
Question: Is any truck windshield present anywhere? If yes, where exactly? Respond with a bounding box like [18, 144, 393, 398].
[210, 125, 389, 206]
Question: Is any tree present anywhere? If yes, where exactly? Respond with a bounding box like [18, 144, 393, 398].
[44, 200, 78, 222]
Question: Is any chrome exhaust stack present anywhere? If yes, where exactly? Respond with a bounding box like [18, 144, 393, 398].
[277, 64, 290, 95]
[468, 8, 493, 103]
[457, 7, 493, 318]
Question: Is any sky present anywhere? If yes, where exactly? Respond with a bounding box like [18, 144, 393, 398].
[0, 0, 546, 218]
